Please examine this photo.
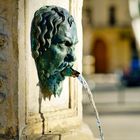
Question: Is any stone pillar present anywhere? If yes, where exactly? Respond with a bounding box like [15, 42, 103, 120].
[0, 1, 18, 138]
[0, 0, 95, 139]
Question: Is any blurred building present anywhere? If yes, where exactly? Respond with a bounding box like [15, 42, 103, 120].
[83, 0, 138, 74]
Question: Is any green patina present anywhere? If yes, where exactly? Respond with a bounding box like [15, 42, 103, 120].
[31, 6, 79, 99]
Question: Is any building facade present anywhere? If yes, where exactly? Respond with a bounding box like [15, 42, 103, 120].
[83, 0, 136, 74]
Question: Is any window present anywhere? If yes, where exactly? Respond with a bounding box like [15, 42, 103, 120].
[109, 6, 116, 26]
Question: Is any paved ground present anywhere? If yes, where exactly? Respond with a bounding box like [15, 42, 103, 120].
[83, 113, 140, 140]
[82, 74, 140, 140]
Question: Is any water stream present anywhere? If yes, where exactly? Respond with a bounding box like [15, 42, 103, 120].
[77, 74, 104, 140]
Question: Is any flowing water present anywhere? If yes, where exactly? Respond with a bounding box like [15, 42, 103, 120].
[77, 74, 104, 140]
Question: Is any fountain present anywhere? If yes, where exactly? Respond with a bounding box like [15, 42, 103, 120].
[0, 1, 101, 139]
[31, 6, 104, 140]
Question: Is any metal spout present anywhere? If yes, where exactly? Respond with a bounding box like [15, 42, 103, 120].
[61, 67, 80, 77]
